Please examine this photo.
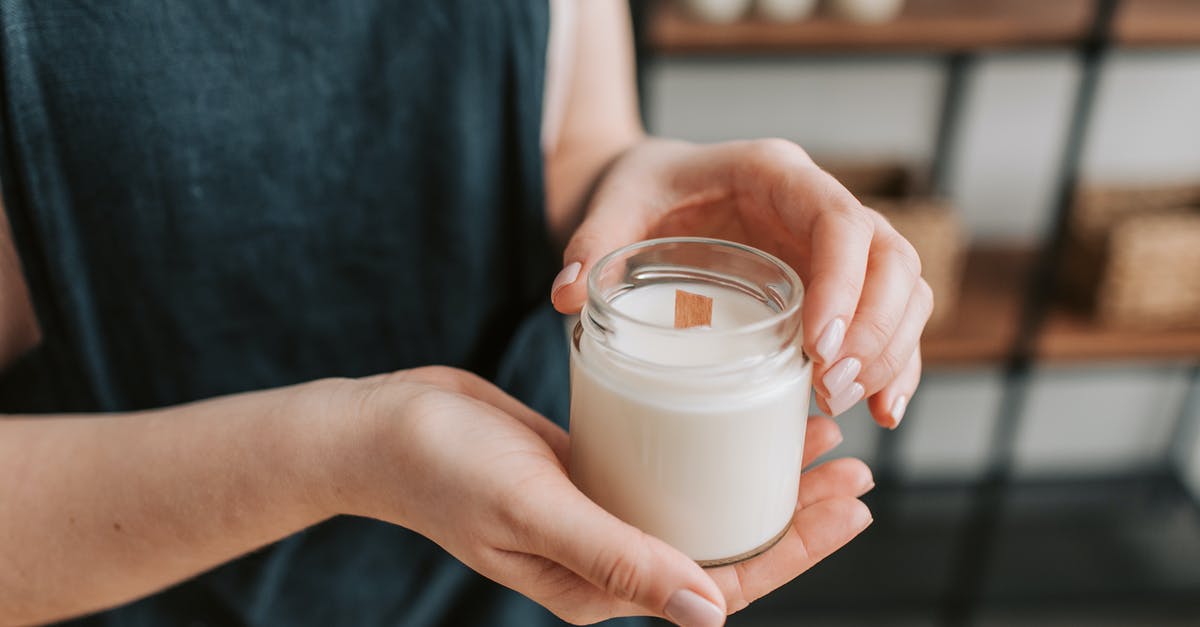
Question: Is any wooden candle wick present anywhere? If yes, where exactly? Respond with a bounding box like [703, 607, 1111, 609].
[674, 289, 713, 328]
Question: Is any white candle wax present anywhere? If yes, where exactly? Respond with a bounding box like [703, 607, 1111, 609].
[570, 282, 811, 564]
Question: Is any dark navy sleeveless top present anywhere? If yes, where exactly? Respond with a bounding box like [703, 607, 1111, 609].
[0, 2, 632, 625]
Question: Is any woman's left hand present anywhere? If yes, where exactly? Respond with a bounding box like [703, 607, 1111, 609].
[551, 138, 932, 428]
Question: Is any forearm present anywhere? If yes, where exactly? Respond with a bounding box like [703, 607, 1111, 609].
[545, 133, 641, 245]
[543, 0, 643, 245]
[0, 378, 360, 625]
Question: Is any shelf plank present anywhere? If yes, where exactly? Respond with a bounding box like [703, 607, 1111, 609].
[921, 247, 1025, 366]
[1114, 0, 1200, 47]
[922, 246, 1200, 367]
[1040, 308, 1200, 362]
[648, 0, 1093, 54]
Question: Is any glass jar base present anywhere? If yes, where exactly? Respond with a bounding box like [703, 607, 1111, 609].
[695, 521, 791, 568]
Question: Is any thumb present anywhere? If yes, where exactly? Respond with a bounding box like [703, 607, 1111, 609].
[551, 204, 647, 314]
[525, 477, 727, 626]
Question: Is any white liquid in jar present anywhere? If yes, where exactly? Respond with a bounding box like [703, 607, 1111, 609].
[569, 282, 811, 563]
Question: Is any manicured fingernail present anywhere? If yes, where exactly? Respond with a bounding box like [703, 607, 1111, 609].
[664, 589, 724, 627]
[815, 318, 846, 363]
[890, 395, 908, 429]
[551, 262, 581, 300]
[828, 382, 864, 416]
[821, 357, 861, 399]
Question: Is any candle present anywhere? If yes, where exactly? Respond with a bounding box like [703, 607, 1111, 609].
[755, 0, 818, 23]
[828, 0, 905, 24]
[569, 238, 812, 566]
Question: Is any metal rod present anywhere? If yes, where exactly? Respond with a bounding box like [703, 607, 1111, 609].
[872, 49, 970, 509]
[629, 0, 654, 130]
[939, 1, 1122, 625]
[1166, 364, 1200, 517]
[932, 53, 971, 196]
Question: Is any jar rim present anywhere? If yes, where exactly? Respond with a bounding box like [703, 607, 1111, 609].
[585, 237, 805, 340]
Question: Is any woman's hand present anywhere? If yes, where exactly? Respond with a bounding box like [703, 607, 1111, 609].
[550, 138, 932, 428]
[339, 366, 873, 626]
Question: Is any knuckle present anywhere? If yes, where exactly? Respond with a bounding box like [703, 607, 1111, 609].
[879, 231, 921, 279]
[819, 272, 863, 305]
[744, 137, 815, 172]
[854, 310, 895, 355]
[751, 137, 798, 160]
[405, 365, 476, 393]
[874, 348, 907, 386]
[407, 365, 450, 383]
[729, 563, 754, 613]
[817, 204, 875, 240]
[918, 278, 935, 319]
[594, 541, 647, 603]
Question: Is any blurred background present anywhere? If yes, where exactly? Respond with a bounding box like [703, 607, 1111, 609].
[630, 0, 1200, 625]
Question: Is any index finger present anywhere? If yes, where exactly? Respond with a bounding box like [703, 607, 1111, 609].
[752, 161, 873, 383]
[801, 202, 875, 366]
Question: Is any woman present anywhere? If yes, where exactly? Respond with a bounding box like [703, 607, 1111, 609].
[0, 1, 930, 625]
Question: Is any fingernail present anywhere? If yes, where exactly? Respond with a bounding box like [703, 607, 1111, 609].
[664, 589, 725, 627]
[890, 395, 908, 429]
[821, 357, 861, 399]
[815, 318, 846, 363]
[828, 382, 864, 416]
[551, 262, 581, 300]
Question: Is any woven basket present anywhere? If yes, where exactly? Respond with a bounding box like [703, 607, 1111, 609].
[1063, 183, 1200, 328]
[822, 161, 963, 329]
[872, 198, 964, 329]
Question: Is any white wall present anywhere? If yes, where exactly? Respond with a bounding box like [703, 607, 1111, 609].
[648, 50, 1200, 242]
[946, 54, 1078, 242]
[647, 51, 1200, 487]
[1084, 52, 1200, 184]
[649, 57, 942, 162]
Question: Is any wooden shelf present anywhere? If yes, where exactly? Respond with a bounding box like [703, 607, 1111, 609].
[921, 246, 1200, 367]
[648, 0, 1093, 54]
[921, 247, 1024, 366]
[1114, 0, 1200, 47]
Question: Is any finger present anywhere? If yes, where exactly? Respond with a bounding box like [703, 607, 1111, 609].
[854, 279, 930, 423]
[813, 393, 833, 417]
[817, 226, 920, 411]
[797, 458, 874, 508]
[707, 497, 872, 613]
[551, 203, 649, 315]
[801, 415, 843, 468]
[511, 473, 728, 625]
[798, 196, 874, 370]
[718, 142, 873, 370]
[867, 347, 922, 430]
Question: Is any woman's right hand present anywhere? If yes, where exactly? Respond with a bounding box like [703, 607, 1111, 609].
[329, 366, 875, 626]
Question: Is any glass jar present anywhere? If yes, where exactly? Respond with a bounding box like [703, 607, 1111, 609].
[569, 237, 812, 566]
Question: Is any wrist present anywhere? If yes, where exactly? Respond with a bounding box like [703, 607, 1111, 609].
[281, 376, 381, 520]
